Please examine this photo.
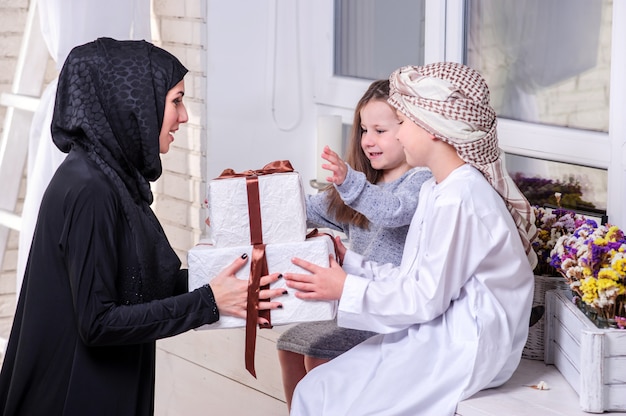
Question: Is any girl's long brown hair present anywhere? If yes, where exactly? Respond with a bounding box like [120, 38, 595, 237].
[322, 79, 391, 229]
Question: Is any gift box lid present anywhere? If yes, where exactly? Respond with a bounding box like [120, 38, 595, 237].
[207, 171, 307, 247]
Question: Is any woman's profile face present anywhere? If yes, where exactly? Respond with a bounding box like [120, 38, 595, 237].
[159, 80, 188, 154]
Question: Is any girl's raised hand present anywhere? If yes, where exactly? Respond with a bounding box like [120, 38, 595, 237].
[321, 145, 348, 185]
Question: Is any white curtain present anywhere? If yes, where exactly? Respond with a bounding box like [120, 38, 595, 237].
[17, 0, 151, 293]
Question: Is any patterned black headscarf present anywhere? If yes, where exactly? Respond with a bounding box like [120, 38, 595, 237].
[52, 38, 188, 303]
[52, 37, 188, 201]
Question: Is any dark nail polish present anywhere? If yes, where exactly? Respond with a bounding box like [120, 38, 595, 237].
[277, 305, 283, 309]
[277, 274, 283, 279]
[241, 253, 248, 259]
[282, 290, 288, 295]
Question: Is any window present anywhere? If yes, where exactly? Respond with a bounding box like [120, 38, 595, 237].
[313, 0, 428, 110]
[466, 0, 611, 133]
[464, 0, 613, 219]
[460, 0, 626, 227]
[334, 0, 425, 80]
[312, 0, 626, 226]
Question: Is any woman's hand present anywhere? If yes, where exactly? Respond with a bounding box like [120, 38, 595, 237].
[321, 145, 348, 185]
[209, 254, 285, 324]
[256, 274, 287, 326]
[283, 255, 346, 301]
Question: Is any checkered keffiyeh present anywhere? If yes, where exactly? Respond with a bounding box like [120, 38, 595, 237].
[388, 62, 538, 268]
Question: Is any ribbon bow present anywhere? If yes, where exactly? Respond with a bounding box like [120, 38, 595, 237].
[217, 160, 294, 180]
[215, 160, 294, 377]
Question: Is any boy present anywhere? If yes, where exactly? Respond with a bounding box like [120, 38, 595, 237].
[284, 62, 537, 416]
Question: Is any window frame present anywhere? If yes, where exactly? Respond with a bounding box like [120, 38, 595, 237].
[312, 0, 625, 226]
[449, 0, 625, 228]
[312, 0, 445, 110]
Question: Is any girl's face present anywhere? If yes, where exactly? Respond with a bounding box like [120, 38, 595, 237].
[359, 100, 409, 180]
[395, 111, 432, 168]
[159, 80, 189, 154]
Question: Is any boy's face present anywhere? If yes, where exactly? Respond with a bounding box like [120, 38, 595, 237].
[394, 111, 433, 168]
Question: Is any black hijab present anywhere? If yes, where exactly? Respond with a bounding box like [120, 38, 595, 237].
[51, 38, 189, 303]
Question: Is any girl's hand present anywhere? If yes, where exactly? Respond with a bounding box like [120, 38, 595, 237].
[283, 256, 346, 301]
[321, 145, 348, 185]
[209, 254, 285, 322]
[334, 235, 347, 265]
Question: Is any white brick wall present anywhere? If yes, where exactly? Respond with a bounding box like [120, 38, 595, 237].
[151, 1, 207, 264]
[0, 1, 28, 138]
[0, 0, 30, 339]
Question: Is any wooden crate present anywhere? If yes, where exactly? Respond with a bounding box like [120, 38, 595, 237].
[545, 290, 626, 413]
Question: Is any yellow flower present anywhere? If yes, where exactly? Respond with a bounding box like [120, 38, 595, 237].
[612, 257, 626, 276]
[580, 277, 598, 304]
[597, 277, 622, 293]
[596, 278, 625, 308]
[598, 268, 621, 281]
[607, 226, 621, 241]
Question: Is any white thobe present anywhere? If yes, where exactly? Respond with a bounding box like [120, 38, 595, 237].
[291, 165, 534, 416]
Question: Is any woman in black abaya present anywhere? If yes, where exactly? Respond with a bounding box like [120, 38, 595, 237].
[0, 38, 284, 416]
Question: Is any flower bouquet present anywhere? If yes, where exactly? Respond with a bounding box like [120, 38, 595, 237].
[545, 221, 626, 413]
[532, 205, 588, 276]
[550, 221, 626, 328]
[522, 205, 587, 360]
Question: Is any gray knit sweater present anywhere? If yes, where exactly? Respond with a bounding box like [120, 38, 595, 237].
[306, 165, 432, 266]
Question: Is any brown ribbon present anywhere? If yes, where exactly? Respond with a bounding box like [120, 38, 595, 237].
[215, 160, 294, 378]
[245, 243, 268, 378]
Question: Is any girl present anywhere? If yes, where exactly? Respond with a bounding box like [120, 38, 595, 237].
[284, 62, 537, 415]
[276, 79, 432, 410]
[0, 38, 284, 416]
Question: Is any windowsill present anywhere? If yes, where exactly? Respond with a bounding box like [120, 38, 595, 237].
[457, 358, 603, 416]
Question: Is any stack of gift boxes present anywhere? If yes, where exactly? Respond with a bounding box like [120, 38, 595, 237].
[187, 163, 338, 330]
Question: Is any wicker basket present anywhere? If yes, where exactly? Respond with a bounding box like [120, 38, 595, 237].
[522, 275, 570, 360]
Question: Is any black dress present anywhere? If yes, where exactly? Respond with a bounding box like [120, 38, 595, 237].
[0, 150, 219, 416]
[0, 38, 218, 415]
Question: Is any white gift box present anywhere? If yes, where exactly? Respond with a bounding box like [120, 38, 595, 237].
[206, 172, 307, 247]
[188, 235, 338, 329]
